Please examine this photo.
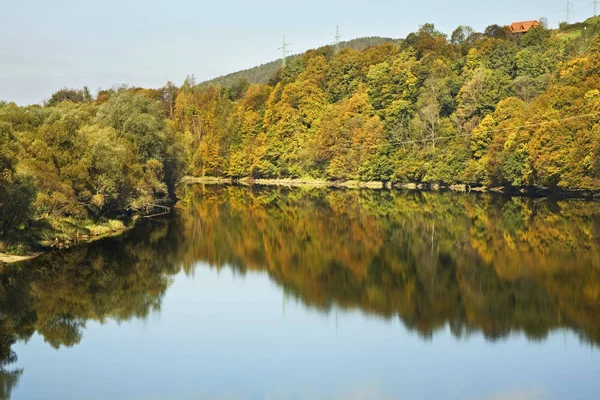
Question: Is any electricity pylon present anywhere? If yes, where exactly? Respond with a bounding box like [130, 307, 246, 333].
[565, 1, 574, 23]
[278, 36, 292, 68]
[592, 0, 599, 17]
[334, 25, 342, 52]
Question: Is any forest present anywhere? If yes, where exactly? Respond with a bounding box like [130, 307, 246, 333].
[2, 18, 600, 249]
[178, 18, 600, 188]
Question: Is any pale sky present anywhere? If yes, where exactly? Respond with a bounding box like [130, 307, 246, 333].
[0, 0, 594, 105]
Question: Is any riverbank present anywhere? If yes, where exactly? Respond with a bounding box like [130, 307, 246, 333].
[0, 252, 44, 264]
[0, 217, 135, 265]
[181, 176, 600, 199]
[182, 176, 388, 189]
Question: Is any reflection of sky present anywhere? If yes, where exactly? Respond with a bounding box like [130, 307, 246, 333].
[12, 265, 599, 400]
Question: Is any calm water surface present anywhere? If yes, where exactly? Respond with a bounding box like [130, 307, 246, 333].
[2, 186, 600, 399]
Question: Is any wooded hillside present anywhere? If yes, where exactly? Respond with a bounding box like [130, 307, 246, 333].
[2, 19, 600, 246]
[176, 21, 600, 190]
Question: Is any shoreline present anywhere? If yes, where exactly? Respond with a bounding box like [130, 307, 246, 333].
[182, 177, 389, 189]
[4, 175, 597, 266]
[0, 221, 135, 266]
[0, 252, 44, 264]
[181, 176, 600, 199]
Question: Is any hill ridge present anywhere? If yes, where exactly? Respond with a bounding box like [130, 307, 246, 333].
[198, 36, 400, 88]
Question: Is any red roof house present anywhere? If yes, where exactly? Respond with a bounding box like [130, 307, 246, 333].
[509, 20, 541, 34]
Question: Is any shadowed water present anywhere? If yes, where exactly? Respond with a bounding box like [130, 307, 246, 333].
[1, 185, 599, 399]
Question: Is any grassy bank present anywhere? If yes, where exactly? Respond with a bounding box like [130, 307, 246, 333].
[0, 217, 135, 264]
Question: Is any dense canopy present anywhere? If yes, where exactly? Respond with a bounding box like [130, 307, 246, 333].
[176, 22, 600, 189]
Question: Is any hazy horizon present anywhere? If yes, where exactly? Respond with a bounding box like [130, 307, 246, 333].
[1, 0, 596, 105]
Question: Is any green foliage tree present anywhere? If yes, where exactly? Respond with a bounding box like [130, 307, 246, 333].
[519, 26, 551, 47]
[0, 122, 36, 235]
[484, 24, 509, 39]
[451, 26, 473, 45]
[46, 87, 92, 106]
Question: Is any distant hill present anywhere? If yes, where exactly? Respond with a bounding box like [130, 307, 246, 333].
[198, 36, 401, 88]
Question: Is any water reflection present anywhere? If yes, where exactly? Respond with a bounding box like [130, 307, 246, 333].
[1, 185, 600, 397]
[177, 186, 600, 345]
[0, 218, 184, 398]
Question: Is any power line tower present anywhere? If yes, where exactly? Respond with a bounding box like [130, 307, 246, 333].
[278, 36, 291, 68]
[334, 25, 342, 52]
[592, 0, 599, 17]
[565, 0, 574, 23]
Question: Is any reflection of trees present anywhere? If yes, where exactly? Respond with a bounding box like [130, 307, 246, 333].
[0, 369, 23, 400]
[0, 218, 186, 395]
[0, 261, 35, 400]
[0, 185, 599, 397]
[178, 185, 600, 345]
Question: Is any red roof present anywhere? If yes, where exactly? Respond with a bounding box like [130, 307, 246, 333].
[509, 20, 541, 33]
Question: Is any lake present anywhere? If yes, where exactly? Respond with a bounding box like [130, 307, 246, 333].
[2, 185, 600, 400]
